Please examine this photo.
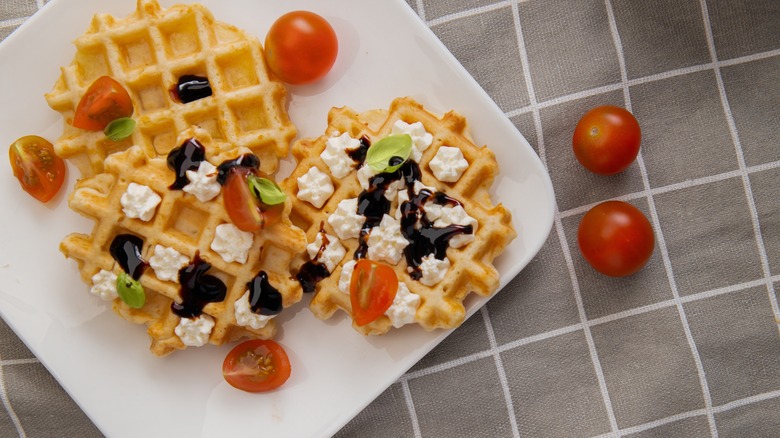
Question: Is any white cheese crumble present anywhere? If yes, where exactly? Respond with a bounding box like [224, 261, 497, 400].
[418, 254, 451, 286]
[149, 245, 189, 282]
[392, 120, 433, 162]
[338, 260, 357, 294]
[90, 269, 118, 301]
[120, 182, 161, 221]
[385, 282, 420, 328]
[183, 161, 221, 202]
[327, 198, 366, 240]
[211, 223, 254, 264]
[429, 146, 469, 182]
[428, 205, 478, 248]
[175, 314, 214, 347]
[234, 291, 274, 330]
[306, 232, 346, 273]
[297, 166, 334, 208]
[367, 214, 408, 265]
[321, 132, 360, 178]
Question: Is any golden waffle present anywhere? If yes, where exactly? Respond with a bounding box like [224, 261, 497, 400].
[45, 0, 295, 177]
[61, 129, 306, 356]
[281, 97, 516, 335]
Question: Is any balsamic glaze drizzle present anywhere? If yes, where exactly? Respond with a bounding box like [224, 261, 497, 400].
[172, 253, 227, 318]
[296, 226, 333, 293]
[167, 138, 206, 190]
[216, 153, 260, 185]
[247, 271, 283, 315]
[172, 75, 213, 104]
[345, 135, 371, 167]
[109, 234, 148, 280]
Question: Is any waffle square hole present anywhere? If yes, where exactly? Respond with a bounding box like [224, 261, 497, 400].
[186, 109, 226, 140]
[74, 45, 110, 86]
[229, 97, 269, 133]
[97, 136, 134, 160]
[159, 13, 201, 59]
[128, 75, 169, 113]
[140, 121, 177, 156]
[166, 202, 209, 245]
[216, 46, 259, 91]
[114, 30, 156, 71]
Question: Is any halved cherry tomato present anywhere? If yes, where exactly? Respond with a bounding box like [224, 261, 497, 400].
[572, 106, 641, 175]
[222, 339, 291, 393]
[9, 135, 66, 203]
[222, 167, 283, 232]
[577, 200, 655, 277]
[73, 76, 133, 131]
[264, 11, 338, 85]
[350, 259, 398, 326]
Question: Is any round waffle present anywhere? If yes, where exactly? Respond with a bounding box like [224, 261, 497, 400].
[281, 97, 517, 335]
[60, 128, 306, 356]
[45, 0, 295, 178]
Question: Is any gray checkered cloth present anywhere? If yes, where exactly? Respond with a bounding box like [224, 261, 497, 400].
[2, 0, 779, 436]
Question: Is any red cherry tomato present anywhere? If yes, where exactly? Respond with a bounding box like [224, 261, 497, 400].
[572, 106, 641, 175]
[73, 76, 133, 131]
[222, 167, 283, 232]
[577, 201, 655, 277]
[350, 259, 398, 326]
[222, 339, 291, 393]
[264, 11, 338, 85]
[9, 135, 66, 203]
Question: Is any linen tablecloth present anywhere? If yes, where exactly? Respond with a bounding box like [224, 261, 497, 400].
[1, 0, 779, 436]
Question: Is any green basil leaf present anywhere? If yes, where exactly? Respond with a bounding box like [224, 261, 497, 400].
[104, 117, 136, 141]
[248, 175, 286, 205]
[365, 134, 413, 173]
[116, 272, 145, 309]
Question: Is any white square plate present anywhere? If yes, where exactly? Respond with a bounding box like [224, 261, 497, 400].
[0, 0, 555, 436]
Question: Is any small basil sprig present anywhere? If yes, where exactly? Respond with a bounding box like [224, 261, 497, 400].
[365, 134, 413, 173]
[248, 175, 286, 205]
[104, 117, 136, 141]
[116, 272, 145, 309]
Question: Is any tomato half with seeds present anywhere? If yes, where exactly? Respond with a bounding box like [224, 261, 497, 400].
[350, 259, 398, 326]
[572, 105, 641, 175]
[264, 11, 338, 85]
[222, 339, 291, 393]
[222, 167, 283, 232]
[73, 76, 133, 131]
[577, 200, 655, 277]
[9, 135, 66, 203]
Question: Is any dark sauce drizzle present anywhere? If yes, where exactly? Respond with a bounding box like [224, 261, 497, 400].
[173, 253, 227, 318]
[345, 135, 371, 167]
[296, 225, 332, 293]
[172, 75, 212, 104]
[167, 138, 206, 190]
[216, 153, 260, 185]
[247, 271, 283, 316]
[109, 234, 148, 280]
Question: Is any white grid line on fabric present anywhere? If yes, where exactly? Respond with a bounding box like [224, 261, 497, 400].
[426, 1, 511, 28]
[698, 0, 780, 335]
[414, 0, 427, 22]
[400, 379, 423, 438]
[0, 354, 27, 438]
[36, 0, 45, 10]
[603, 0, 719, 435]
[479, 307, 521, 438]
[558, 160, 780, 219]
[0, 359, 39, 367]
[506, 0, 621, 433]
[616, 389, 780, 437]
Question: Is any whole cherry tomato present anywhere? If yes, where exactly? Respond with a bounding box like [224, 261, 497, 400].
[73, 76, 133, 131]
[572, 106, 641, 175]
[577, 201, 654, 277]
[222, 339, 291, 393]
[264, 11, 338, 85]
[350, 259, 398, 326]
[222, 167, 283, 232]
[9, 135, 66, 203]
